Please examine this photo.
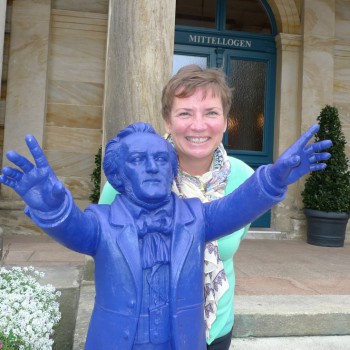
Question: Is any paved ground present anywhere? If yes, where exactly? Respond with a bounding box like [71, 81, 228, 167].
[1, 234, 85, 266]
[3, 235, 350, 296]
[234, 238, 350, 296]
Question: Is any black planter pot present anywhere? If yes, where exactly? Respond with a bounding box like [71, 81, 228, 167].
[304, 209, 349, 247]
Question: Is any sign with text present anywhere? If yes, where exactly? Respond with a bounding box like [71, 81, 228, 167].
[188, 34, 252, 48]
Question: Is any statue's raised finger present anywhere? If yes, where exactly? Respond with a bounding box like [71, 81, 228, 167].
[297, 124, 320, 148]
[25, 134, 50, 169]
[6, 151, 34, 173]
[2, 166, 23, 182]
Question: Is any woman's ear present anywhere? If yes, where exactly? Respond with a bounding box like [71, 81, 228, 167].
[165, 120, 172, 134]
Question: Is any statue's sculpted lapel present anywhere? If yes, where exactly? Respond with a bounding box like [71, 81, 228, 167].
[170, 195, 195, 291]
[109, 196, 142, 293]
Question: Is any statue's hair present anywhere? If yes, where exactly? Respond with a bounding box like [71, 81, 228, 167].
[103, 122, 178, 193]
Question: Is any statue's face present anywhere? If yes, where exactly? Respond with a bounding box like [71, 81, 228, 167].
[120, 133, 174, 206]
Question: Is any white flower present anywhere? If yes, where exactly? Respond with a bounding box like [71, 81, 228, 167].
[0, 266, 61, 350]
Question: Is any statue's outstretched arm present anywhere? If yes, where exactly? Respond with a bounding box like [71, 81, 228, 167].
[205, 124, 332, 240]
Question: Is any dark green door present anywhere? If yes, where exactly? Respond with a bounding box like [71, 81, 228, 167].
[173, 0, 277, 227]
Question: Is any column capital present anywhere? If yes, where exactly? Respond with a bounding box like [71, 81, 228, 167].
[303, 34, 337, 50]
[275, 33, 302, 51]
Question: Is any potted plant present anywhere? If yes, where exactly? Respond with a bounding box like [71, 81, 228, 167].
[301, 105, 350, 247]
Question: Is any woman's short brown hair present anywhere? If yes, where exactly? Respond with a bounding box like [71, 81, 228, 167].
[161, 64, 232, 122]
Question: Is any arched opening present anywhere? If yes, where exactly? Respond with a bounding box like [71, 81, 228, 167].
[173, 0, 277, 227]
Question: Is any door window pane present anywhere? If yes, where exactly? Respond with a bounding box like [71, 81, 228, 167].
[227, 59, 266, 151]
[173, 54, 208, 75]
[176, 0, 216, 28]
[226, 0, 272, 34]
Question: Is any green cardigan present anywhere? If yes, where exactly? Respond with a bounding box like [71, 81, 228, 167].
[98, 156, 254, 344]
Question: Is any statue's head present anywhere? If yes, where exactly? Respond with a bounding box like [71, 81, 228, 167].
[103, 122, 178, 209]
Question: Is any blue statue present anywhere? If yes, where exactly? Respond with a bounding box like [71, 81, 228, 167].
[0, 122, 331, 349]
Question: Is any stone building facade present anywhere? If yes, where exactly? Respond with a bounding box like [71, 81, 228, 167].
[0, 0, 349, 240]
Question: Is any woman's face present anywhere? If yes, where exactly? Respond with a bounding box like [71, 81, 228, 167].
[165, 87, 227, 174]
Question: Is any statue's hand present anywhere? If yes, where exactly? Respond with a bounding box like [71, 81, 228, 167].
[0, 134, 66, 212]
[269, 124, 332, 188]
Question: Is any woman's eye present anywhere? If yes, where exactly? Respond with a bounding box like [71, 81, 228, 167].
[207, 111, 219, 117]
[178, 112, 191, 118]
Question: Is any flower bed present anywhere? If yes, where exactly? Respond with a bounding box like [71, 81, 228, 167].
[0, 266, 61, 350]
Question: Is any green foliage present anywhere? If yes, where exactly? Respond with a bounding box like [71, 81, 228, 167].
[89, 146, 102, 203]
[301, 105, 350, 213]
[0, 330, 27, 350]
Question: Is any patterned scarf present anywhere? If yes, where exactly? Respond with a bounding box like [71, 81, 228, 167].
[166, 135, 230, 338]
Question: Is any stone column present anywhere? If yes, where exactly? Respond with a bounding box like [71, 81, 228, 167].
[102, 0, 176, 146]
[273, 33, 304, 238]
[0, 0, 6, 98]
[1, 0, 51, 198]
[300, 0, 335, 126]
[286, 0, 336, 238]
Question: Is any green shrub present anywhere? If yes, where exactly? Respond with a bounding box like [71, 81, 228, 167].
[301, 105, 350, 213]
[89, 146, 102, 203]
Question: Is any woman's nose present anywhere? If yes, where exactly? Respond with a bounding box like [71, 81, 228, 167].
[190, 115, 206, 131]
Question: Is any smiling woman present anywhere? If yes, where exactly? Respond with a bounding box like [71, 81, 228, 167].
[161, 66, 251, 349]
[165, 87, 227, 175]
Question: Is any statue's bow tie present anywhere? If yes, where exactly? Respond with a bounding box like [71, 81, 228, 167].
[137, 209, 173, 237]
[136, 210, 173, 268]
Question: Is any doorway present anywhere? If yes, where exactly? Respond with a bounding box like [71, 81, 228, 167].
[173, 0, 277, 227]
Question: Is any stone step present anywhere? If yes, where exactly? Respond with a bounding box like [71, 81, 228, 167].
[73, 281, 95, 350]
[72, 284, 350, 349]
[233, 295, 350, 337]
[230, 336, 350, 350]
[37, 265, 84, 350]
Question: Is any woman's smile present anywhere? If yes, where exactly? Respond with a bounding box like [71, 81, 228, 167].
[165, 87, 227, 175]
